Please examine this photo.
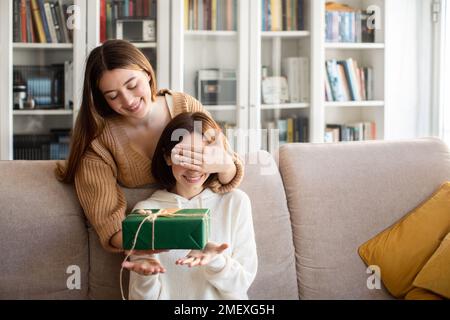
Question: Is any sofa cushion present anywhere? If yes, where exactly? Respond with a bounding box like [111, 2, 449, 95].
[88, 151, 299, 299]
[413, 232, 450, 299]
[358, 182, 450, 298]
[0, 161, 89, 299]
[279, 138, 450, 299]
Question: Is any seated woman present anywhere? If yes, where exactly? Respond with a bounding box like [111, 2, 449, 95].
[122, 112, 258, 300]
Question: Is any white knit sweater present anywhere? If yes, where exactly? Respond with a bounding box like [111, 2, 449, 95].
[128, 188, 258, 300]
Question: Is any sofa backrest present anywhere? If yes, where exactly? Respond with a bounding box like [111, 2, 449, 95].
[0, 161, 89, 299]
[279, 138, 450, 299]
[88, 151, 299, 300]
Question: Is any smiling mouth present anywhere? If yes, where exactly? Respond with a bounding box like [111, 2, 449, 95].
[183, 175, 205, 184]
[127, 98, 142, 112]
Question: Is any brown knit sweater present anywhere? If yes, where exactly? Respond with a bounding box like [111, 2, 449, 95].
[74, 89, 244, 253]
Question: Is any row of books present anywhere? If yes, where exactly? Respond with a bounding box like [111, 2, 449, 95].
[100, 0, 157, 43]
[184, 0, 237, 31]
[325, 2, 375, 43]
[325, 122, 376, 142]
[325, 59, 374, 102]
[264, 116, 309, 145]
[13, 62, 73, 109]
[262, 0, 304, 31]
[13, 0, 73, 44]
[13, 130, 70, 160]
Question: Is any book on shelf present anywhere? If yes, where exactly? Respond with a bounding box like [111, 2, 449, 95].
[325, 2, 375, 43]
[262, 0, 304, 31]
[325, 59, 374, 102]
[325, 121, 376, 142]
[185, 0, 237, 31]
[14, 0, 73, 44]
[281, 57, 309, 103]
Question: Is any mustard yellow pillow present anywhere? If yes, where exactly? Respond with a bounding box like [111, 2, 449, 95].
[404, 287, 444, 300]
[413, 232, 450, 299]
[358, 182, 450, 298]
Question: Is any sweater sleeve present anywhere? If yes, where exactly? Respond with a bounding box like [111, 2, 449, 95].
[202, 193, 258, 299]
[74, 150, 126, 253]
[175, 92, 245, 194]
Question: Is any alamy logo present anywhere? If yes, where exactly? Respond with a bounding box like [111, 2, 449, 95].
[366, 5, 381, 30]
[66, 5, 81, 30]
[66, 265, 81, 290]
[366, 265, 381, 290]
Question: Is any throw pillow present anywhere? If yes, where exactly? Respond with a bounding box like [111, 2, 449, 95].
[358, 182, 450, 298]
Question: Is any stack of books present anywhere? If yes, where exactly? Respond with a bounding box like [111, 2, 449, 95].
[325, 1, 375, 43]
[13, 0, 73, 44]
[325, 58, 373, 102]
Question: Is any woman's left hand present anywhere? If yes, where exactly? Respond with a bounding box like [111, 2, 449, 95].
[175, 242, 229, 268]
[171, 131, 234, 175]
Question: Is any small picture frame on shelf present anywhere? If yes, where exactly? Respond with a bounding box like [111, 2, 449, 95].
[262, 76, 289, 104]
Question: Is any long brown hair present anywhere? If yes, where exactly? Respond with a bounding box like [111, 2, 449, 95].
[151, 112, 222, 190]
[55, 40, 157, 183]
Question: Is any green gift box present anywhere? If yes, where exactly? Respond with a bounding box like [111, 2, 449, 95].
[122, 208, 210, 250]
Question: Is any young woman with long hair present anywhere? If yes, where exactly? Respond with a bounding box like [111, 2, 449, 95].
[55, 40, 244, 255]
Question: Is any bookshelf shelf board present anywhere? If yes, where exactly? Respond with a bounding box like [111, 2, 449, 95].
[262, 103, 310, 110]
[184, 30, 237, 37]
[204, 105, 236, 111]
[325, 101, 385, 108]
[132, 42, 157, 48]
[261, 31, 310, 38]
[13, 43, 74, 50]
[13, 109, 73, 116]
[324, 42, 385, 50]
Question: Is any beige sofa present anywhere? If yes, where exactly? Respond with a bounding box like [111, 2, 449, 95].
[1, 137, 449, 299]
